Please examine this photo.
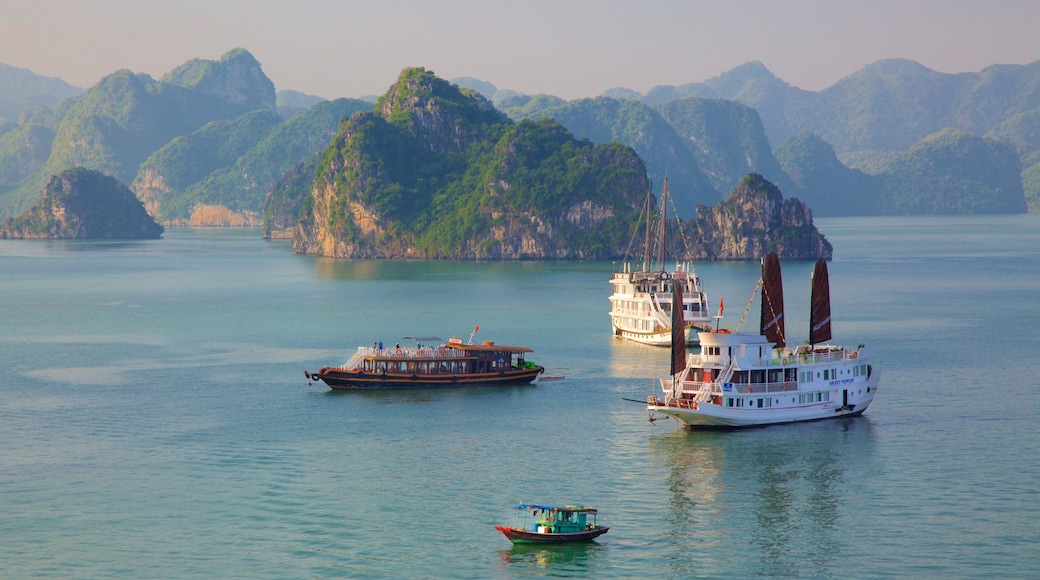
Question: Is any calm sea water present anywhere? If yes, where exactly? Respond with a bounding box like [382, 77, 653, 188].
[1, 216, 1038, 579]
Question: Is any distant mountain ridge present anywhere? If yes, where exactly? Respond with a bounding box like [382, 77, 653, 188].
[0, 63, 84, 123]
[0, 48, 278, 218]
[467, 59, 1037, 215]
[0, 53, 1035, 232]
[613, 58, 1040, 158]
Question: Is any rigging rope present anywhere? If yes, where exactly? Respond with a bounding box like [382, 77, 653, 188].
[735, 277, 761, 332]
[666, 191, 695, 260]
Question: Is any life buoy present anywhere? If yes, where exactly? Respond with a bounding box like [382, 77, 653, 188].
[782, 357, 788, 365]
[439, 348, 447, 356]
[748, 386, 753, 393]
[853, 352, 858, 359]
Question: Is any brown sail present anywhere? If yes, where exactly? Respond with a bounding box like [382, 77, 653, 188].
[810, 258, 832, 345]
[760, 253, 786, 348]
[670, 273, 687, 377]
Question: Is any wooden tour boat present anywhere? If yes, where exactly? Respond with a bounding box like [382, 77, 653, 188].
[305, 327, 544, 390]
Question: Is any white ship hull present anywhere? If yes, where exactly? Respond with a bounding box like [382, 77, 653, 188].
[613, 322, 697, 346]
[609, 267, 710, 347]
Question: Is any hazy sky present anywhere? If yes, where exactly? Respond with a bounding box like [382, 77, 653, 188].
[2, 0, 1038, 100]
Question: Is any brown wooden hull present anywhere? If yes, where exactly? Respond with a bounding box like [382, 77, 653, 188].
[494, 525, 609, 543]
[315, 366, 544, 390]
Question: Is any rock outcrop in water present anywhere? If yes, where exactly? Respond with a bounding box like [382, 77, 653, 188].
[0, 167, 163, 239]
[682, 173, 831, 260]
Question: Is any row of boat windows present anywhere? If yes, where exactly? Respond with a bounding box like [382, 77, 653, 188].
[611, 300, 704, 314]
[729, 369, 799, 384]
[701, 364, 868, 385]
[362, 359, 515, 374]
[798, 364, 869, 383]
[725, 391, 831, 408]
[615, 317, 656, 332]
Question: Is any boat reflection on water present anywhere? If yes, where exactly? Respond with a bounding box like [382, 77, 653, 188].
[608, 338, 671, 384]
[647, 418, 877, 577]
[318, 383, 536, 404]
[497, 541, 607, 574]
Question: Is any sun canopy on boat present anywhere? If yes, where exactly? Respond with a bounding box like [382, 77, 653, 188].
[515, 504, 597, 513]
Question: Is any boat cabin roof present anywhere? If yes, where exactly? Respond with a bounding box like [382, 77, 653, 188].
[447, 340, 532, 354]
[516, 504, 597, 514]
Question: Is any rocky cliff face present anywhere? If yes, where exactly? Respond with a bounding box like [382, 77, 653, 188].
[134, 167, 168, 218]
[162, 48, 276, 112]
[683, 173, 832, 260]
[0, 167, 163, 239]
[375, 67, 508, 155]
[262, 160, 314, 239]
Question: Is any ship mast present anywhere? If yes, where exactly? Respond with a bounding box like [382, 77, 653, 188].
[642, 181, 652, 272]
[657, 177, 669, 269]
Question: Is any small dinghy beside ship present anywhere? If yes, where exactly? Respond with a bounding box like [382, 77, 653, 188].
[647, 254, 880, 428]
[305, 327, 544, 390]
[495, 504, 609, 543]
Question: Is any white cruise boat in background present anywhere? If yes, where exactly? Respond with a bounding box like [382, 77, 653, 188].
[609, 178, 710, 346]
[647, 254, 879, 428]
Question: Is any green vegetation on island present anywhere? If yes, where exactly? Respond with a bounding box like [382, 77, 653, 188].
[292, 68, 650, 259]
[0, 167, 163, 239]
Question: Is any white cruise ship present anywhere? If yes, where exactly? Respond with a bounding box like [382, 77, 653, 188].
[647, 254, 879, 428]
[609, 178, 711, 346]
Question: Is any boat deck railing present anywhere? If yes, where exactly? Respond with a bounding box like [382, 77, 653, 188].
[780, 349, 857, 365]
[694, 349, 859, 368]
[340, 345, 469, 369]
[680, 380, 799, 396]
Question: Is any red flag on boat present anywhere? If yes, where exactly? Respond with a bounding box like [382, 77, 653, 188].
[719, 296, 724, 317]
[474, 325, 479, 333]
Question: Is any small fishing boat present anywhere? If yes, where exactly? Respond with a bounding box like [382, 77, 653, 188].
[609, 178, 711, 346]
[647, 254, 880, 428]
[305, 327, 544, 390]
[495, 504, 608, 543]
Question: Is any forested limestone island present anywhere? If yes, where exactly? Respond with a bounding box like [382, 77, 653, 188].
[0, 167, 163, 239]
[684, 173, 832, 260]
[273, 67, 830, 260]
[289, 67, 650, 259]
